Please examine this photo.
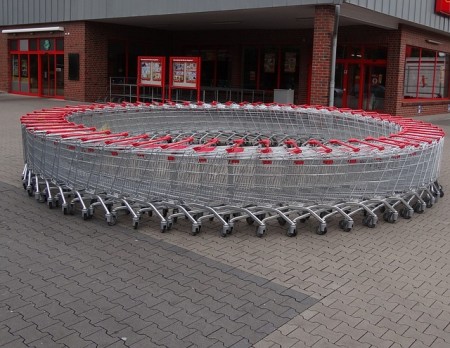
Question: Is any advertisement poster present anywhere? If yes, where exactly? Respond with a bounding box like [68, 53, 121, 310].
[139, 57, 165, 87]
[284, 52, 297, 73]
[264, 53, 276, 73]
[171, 58, 200, 88]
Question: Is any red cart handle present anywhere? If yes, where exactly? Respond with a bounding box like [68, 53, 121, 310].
[226, 139, 245, 153]
[329, 139, 360, 152]
[284, 139, 302, 154]
[306, 139, 332, 153]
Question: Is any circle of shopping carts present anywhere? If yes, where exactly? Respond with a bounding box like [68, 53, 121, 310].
[21, 101, 445, 237]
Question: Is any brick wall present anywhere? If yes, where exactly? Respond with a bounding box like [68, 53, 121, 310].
[310, 6, 336, 106]
[64, 22, 86, 101]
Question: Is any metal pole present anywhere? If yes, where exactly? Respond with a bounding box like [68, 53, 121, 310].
[329, 3, 341, 107]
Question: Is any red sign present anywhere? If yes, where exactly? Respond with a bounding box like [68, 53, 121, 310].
[168, 56, 201, 102]
[138, 56, 165, 87]
[436, 0, 450, 16]
[170, 57, 201, 89]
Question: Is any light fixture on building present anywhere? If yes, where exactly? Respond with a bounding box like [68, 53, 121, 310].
[425, 39, 442, 45]
[2, 26, 65, 34]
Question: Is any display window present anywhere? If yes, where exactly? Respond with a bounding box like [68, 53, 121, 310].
[403, 45, 450, 100]
[243, 46, 300, 91]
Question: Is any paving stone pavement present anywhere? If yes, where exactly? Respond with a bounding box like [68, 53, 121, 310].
[1, 93, 450, 347]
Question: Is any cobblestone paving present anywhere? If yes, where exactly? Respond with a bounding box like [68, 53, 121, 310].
[1, 94, 450, 347]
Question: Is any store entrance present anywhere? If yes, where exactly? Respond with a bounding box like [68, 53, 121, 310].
[334, 62, 386, 111]
[40, 54, 64, 97]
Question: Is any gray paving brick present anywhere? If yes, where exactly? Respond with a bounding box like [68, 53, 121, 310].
[29, 334, 66, 348]
[69, 319, 102, 338]
[14, 324, 48, 344]
[84, 328, 121, 347]
[0, 326, 18, 346]
[1, 338, 28, 348]
[209, 327, 244, 346]
[185, 330, 220, 347]
[4, 314, 33, 333]
[137, 323, 170, 342]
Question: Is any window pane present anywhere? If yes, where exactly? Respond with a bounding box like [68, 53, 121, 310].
[19, 39, 28, 51]
[260, 48, 277, 89]
[404, 46, 419, 98]
[40, 39, 54, 51]
[11, 55, 19, 91]
[29, 39, 37, 51]
[9, 40, 17, 51]
[403, 46, 448, 99]
[56, 38, 64, 51]
[243, 47, 258, 89]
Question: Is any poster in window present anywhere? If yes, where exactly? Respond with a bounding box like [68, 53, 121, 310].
[264, 53, 276, 73]
[139, 57, 164, 87]
[171, 57, 200, 88]
[284, 52, 297, 73]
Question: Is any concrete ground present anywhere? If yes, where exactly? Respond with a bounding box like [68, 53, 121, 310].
[1, 93, 450, 347]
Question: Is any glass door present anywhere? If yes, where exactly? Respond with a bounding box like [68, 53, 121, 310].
[40, 54, 55, 97]
[345, 64, 361, 109]
[333, 63, 361, 109]
[363, 65, 386, 111]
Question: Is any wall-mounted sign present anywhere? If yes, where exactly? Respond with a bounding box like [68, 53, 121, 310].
[436, 0, 450, 16]
[138, 57, 165, 87]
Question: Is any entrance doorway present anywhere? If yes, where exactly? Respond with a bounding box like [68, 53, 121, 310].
[40, 54, 64, 97]
[334, 62, 386, 111]
[9, 38, 64, 98]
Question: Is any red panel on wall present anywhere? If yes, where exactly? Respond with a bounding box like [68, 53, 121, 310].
[436, 0, 450, 16]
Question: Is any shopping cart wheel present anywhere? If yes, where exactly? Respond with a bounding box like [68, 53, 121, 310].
[256, 226, 266, 238]
[107, 213, 117, 226]
[362, 215, 376, 228]
[383, 211, 396, 223]
[191, 225, 201, 235]
[413, 202, 424, 214]
[167, 220, 173, 230]
[423, 196, 433, 208]
[399, 208, 413, 219]
[27, 188, 33, 197]
[160, 223, 167, 233]
[63, 206, 68, 215]
[277, 217, 287, 226]
[82, 211, 91, 220]
[133, 221, 139, 230]
[316, 225, 327, 235]
[339, 219, 352, 232]
[48, 200, 55, 209]
[220, 226, 231, 237]
[286, 226, 297, 237]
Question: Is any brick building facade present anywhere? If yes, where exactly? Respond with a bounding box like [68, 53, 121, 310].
[2, 1, 450, 117]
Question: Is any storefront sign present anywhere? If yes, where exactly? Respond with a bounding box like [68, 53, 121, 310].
[170, 57, 201, 89]
[169, 57, 201, 102]
[436, 0, 450, 16]
[138, 57, 165, 87]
